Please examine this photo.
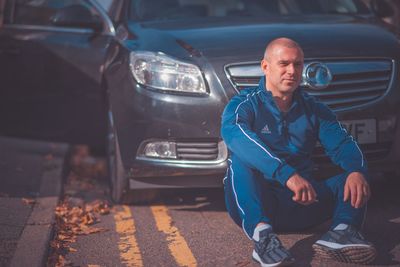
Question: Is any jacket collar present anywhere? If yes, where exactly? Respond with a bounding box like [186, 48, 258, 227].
[257, 76, 301, 115]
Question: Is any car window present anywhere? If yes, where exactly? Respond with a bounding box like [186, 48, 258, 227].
[4, 0, 99, 26]
[129, 0, 370, 21]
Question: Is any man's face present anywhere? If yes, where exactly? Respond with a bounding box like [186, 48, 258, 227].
[261, 46, 304, 97]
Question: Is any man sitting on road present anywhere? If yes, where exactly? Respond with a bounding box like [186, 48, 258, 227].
[221, 37, 376, 266]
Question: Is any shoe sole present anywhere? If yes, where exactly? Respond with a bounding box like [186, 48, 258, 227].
[312, 243, 377, 264]
[252, 250, 295, 267]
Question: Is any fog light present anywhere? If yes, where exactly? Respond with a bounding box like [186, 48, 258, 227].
[143, 141, 177, 159]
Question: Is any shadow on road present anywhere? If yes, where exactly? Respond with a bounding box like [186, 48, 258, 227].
[364, 178, 400, 265]
[157, 188, 227, 212]
[138, 177, 400, 266]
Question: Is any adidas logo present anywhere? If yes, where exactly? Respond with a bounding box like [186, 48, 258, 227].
[261, 124, 271, 134]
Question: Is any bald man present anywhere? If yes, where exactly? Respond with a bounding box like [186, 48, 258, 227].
[221, 38, 376, 266]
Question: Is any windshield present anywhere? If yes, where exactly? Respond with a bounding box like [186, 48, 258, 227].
[129, 0, 370, 22]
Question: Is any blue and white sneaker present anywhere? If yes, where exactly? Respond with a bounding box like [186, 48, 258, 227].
[252, 227, 294, 267]
[313, 224, 376, 264]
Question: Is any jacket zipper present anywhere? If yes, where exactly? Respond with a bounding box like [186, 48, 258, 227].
[281, 113, 289, 145]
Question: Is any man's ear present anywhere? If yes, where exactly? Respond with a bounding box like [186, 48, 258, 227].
[261, 59, 268, 74]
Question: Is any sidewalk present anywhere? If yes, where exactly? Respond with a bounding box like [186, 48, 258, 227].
[0, 136, 69, 267]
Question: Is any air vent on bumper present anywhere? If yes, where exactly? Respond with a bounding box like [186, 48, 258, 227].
[137, 140, 227, 164]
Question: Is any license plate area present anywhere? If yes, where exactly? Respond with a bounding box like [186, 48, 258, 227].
[341, 119, 376, 144]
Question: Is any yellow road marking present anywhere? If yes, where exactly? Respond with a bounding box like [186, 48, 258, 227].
[151, 205, 197, 267]
[114, 205, 143, 267]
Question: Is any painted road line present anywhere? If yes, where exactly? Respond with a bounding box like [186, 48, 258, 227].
[114, 205, 143, 267]
[151, 205, 197, 267]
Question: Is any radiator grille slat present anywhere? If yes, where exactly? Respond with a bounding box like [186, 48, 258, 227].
[317, 93, 382, 106]
[308, 84, 386, 96]
[225, 59, 392, 111]
[178, 154, 218, 160]
[330, 75, 389, 86]
[176, 141, 219, 160]
[177, 148, 218, 154]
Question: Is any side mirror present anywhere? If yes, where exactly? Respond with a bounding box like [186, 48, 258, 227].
[50, 5, 103, 32]
[371, 0, 394, 18]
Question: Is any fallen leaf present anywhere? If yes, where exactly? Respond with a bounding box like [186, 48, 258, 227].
[57, 234, 70, 241]
[47, 145, 112, 267]
[22, 198, 35, 205]
[82, 213, 96, 225]
[80, 227, 108, 235]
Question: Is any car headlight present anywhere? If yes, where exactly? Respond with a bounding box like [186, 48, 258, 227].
[129, 51, 207, 94]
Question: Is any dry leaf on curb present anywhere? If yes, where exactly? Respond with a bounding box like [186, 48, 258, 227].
[54, 254, 71, 267]
[57, 234, 70, 241]
[86, 200, 110, 215]
[22, 198, 35, 205]
[80, 227, 108, 235]
[81, 213, 96, 225]
[99, 207, 110, 215]
[48, 199, 110, 265]
[47, 146, 111, 267]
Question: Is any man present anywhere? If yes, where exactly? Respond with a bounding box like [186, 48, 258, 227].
[221, 37, 376, 266]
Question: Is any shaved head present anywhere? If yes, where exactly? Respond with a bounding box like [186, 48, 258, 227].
[264, 38, 303, 61]
[260, 37, 304, 102]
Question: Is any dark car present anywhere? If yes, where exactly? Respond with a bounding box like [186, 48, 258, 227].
[1, 0, 399, 203]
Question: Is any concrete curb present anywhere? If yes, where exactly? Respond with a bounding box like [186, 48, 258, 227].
[9, 145, 69, 267]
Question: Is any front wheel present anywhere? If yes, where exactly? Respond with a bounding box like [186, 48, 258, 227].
[107, 112, 159, 204]
[107, 113, 127, 203]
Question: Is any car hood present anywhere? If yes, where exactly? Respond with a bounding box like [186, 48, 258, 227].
[128, 16, 400, 62]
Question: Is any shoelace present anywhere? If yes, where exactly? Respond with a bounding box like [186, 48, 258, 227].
[259, 233, 283, 253]
[345, 226, 365, 241]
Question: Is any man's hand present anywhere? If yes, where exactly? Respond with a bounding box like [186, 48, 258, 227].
[286, 173, 317, 205]
[344, 172, 370, 208]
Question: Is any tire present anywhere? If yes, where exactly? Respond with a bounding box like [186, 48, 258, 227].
[107, 112, 159, 204]
[107, 112, 127, 203]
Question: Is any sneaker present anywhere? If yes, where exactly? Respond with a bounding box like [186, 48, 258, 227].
[313, 224, 376, 264]
[252, 228, 294, 267]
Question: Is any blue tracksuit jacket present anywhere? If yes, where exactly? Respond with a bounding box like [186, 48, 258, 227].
[221, 77, 367, 186]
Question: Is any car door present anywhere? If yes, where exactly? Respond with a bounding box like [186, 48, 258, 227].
[0, 0, 115, 148]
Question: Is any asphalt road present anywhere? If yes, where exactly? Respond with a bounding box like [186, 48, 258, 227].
[54, 160, 400, 267]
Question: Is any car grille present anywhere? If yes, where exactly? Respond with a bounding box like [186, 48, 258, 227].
[176, 141, 222, 161]
[225, 59, 393, 111]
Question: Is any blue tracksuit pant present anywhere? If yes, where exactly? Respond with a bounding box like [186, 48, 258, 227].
[224, 154, 367, 239]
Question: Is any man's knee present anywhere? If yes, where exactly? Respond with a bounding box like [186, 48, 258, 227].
[228, 155, 265, 191]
